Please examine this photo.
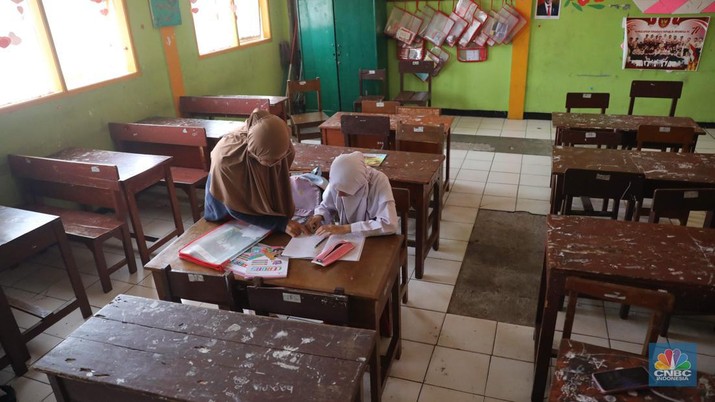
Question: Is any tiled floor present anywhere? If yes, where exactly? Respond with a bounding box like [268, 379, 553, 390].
[2, 117, 715, 402]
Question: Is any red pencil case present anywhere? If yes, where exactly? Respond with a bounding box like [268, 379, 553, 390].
[311, 240, 355, 267]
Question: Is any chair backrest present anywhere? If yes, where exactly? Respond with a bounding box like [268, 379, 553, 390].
[287, 78, 322, 115]
[562, 169, 645, 220]
[649, 188, 715, 228]
[247, 279, 349, 325]
[565, 92, 610, 114]
[559, 128, 622, 149]
[398, 60, 433, 92]
[108, 122, 210, 170]
[636, 125, 695, 153]
[564, 277, 674, 356]
[340, 114, 391, 149]
[396, 106, 441, 116]
[361, 100, 400, 114]
[179, 96, 270, 119]
[358, 68, 387, 97]
[628, 80, 683, 117]
[395, 122, 444, 155]
[7, 154, 126, 217]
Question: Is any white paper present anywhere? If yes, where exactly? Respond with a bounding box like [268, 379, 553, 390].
[283, 233, 365, 262]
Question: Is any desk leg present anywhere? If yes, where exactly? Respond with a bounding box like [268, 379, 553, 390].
[445, 128, 451, 192]
[124, 186, 151, 264]
[549, 174, 563, 215]
[53, 221, 91, 318]
[0, 288, 30, 375]
[163, 167, 185, 239]
[432, 179, 442, 251]
[414, 186, 427, 279]
[150, 270, 176, 302]
[531, 274, 563, 402]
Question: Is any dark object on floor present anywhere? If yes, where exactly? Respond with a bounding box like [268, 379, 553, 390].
[448, 210, 546, 326]
[0, 385, 16, 402]
[451, 135, 552, 156]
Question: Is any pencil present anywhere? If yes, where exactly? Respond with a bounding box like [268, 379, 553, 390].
[314, 236, 328, 249]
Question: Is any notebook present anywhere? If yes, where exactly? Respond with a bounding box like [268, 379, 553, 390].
[282, 233, 365, 262]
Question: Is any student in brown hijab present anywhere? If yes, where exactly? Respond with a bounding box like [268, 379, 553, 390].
[204, 110, 307, 237]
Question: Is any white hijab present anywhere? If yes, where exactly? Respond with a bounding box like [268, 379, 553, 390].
[330, 152, 371, 224]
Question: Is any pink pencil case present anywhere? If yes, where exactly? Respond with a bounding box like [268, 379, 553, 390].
[311, 240, 355, 267]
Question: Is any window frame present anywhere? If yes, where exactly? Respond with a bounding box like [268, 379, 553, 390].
[0, 0, 139, 114]
[192, 0, 272, 59]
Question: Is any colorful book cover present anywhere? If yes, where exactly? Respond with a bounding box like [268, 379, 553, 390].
[364, 153, 387, 167]
[228, 244, 288, 278]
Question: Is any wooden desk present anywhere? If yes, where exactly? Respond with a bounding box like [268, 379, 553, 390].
[34, 295, 375, 402]
[550, 147, 715, 214]
[0, 206, 91, 376]
[292, 143, 443, 279]
[550, 340, 715, 401]
[145, 219, 403, 400]
[320, 111, 454, 191]
[533, 215, 715, 401]
[138, 116, 245, 149]
[552, 112, 706, 147]
[209, 95, 289, 120]
[48, 148, 184, 264]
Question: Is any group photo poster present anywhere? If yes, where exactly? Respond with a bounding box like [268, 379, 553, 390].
[624, 17, 710, 71]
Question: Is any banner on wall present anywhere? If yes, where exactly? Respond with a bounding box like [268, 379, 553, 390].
[623, 17, 710, 71]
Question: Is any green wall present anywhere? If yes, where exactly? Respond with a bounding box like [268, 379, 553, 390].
[526, 2, 715, 121]
[0, 0, 289, 206]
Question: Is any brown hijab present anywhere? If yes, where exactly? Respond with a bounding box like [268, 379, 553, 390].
[208, 110, 295, 217]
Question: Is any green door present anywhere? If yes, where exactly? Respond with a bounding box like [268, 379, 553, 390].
[297, 0, 340, 115]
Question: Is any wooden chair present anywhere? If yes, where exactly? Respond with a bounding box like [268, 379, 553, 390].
[179, 96, 269, 119]
[561, 277, 674, 357]
[561, 169, 644, 221]
[396, 106, 441, 116]
[7, 155, 137, 293]
[559, 128, 622, 149]
[247, 278, 349, 325]
[628, 80, 683, 117]
[636, 125, 696, 153]
[649, 188, 715, 228]
[340, 114, 391, 150]
[392, 188, 410, 303]
[108, 122, 210, 222]
[394, 60, 434, 107]
[287, 78, 329, 142]
[395, 122, 445, 155]
[565, 92, 610, 114]
[361, 100, 400, 115]
[353, 68, 387, 112]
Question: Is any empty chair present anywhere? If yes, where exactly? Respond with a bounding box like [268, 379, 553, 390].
[394, 60, 434, 106]
[340, 114, 391, 149]
[361, 100, 400, 114]
[565, 92, 610, 114]
[108, 122, 210, 222]
[7, 155, 137, 293]
[392, 188, 410, 303]
[628, 80, 683, 117]
[561, 169, 644, 220]
[353, 68, 387, 112]
[395, 122, 445, 155]
[179, 96, 269, 119]
[559, 128, 622, 149]
[636, 125, 696, 153]
[396, 106, 441, 116]
[287, 78, 329, 143]
[649, 188, 715, 228]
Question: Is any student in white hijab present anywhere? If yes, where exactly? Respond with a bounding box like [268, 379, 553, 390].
[306, 151, 397, 237]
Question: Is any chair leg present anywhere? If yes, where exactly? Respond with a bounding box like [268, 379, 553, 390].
[660, 314, 671, 337]
[184, 185, 202, 223]
[120, 225, 138, 275]
[401, 256, 409, 303]
[619, 304, 631, 319]
[89, 241, 113, 293]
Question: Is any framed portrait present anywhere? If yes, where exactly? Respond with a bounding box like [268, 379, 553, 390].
[535, 0, 560, 19]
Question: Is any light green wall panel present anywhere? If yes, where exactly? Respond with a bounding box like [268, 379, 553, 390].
[526, 1, 715, 121]
[385, 2, 512, 111]
[0, 0, 289, 206]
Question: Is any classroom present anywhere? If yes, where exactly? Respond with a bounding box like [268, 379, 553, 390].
[1, 0, 714, 401]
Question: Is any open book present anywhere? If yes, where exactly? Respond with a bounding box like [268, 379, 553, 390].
[282, 233, 365, 262]
[179, 220, 271, 270]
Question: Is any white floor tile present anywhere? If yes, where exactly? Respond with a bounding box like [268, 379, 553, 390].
[493, 153, 522, 163]
[416, 258, 463, 286]
[493, 322, 535, 362]
[476, 129, 502, 137]
[450, 181, 486, 195]
[454, 126, 478, 135]
[556, 303, 608, 338]
[480, 196, 517, 212]
[446, 192, 484, 208]
[461, 160, 492, 171]
[426, 239, 468, 262]
[438, 314, 497, 354]
[520, 163, 551, 176]
[503, 119, 528, 131]
[522, 155, 551, 166]
[484, 183, 518, 198]
[442, 206, 479, 223]
[456, 170, 490, 183]
[404, 280, 454, 312]
[419, 385, 485, 402]
[515, 199, 550, 215]
[501, 130, 526, 138]
[7, 377, 53, 402]
[484, 357, 534, 402]
[480, 118, 505, 130]
[517, 185, 551, 201]
[439, 221, 474, 241]
[425, 346, 490, 395]
[520, 174, 551, 187]
[487, 172, 520, 185]
[382, 377, 422, 402]
[401, 306, 446, 344]
[388, 340, 435, 382]
[456, 117, 482, 129]
[525, 130, 551, 140]
[465, 151, 494, 161]
[489, 162, 521, 174]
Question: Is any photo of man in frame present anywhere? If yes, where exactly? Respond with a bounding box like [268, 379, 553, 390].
[535, 0, 560, 19]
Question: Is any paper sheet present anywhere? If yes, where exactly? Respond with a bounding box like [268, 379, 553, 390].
[283, 233, 365, 262]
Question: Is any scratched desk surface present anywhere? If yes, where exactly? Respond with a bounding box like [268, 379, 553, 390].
[34, 295, 375, 402]
[550, 340, 715, 401]
[551, 113, 706, 134]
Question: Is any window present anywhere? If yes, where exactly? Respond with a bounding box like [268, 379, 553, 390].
[0, 0, 136, 109]
[191, 0, 271, 56]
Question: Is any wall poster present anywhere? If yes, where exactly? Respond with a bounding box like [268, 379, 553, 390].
[624, 17, 710, 71]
